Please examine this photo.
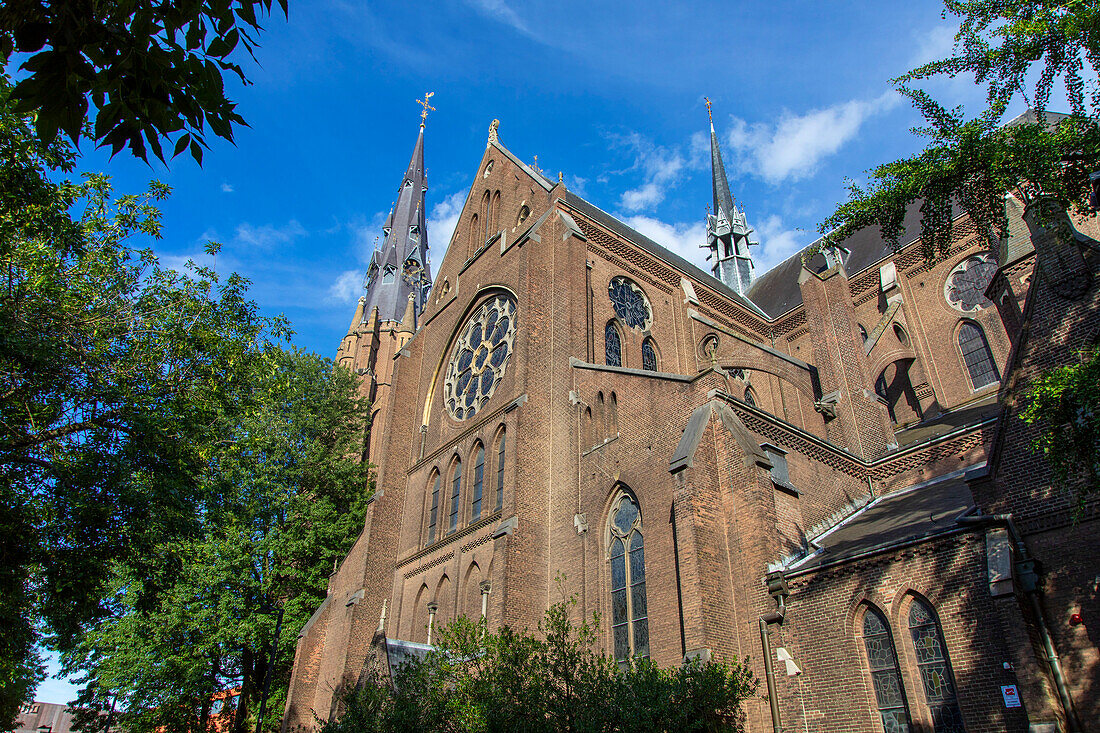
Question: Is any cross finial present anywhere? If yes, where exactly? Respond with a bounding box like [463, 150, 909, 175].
[417, 91, 436, 127]
[704, 96, 713, 124]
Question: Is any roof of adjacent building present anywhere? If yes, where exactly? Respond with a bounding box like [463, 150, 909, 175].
[787, 474, 975, 573]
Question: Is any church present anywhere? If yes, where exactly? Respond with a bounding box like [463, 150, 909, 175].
[282, 106, 1100, 732]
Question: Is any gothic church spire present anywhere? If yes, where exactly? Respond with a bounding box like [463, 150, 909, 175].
[360, 105, 432, 326]
[702, 98, 757, 297]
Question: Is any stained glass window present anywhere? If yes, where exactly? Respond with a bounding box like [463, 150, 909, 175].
[642, 339, 658, 371]
[471, 445, 484, 522]
[957, 321, 999, 389]
[609, 493, 648, 666]
[605, 322, 622, 367]
[863, 607, 911, 733]
[608, 276, 652, 330]
[908, 600, 965, 732]
[448, 458, 462, 534]
[427, 473, 440, 545]
[495, 430, 505, 512]
[444, 295, 517, 420]
[944, 254, 997, 312]
[744, 387, 756, 407]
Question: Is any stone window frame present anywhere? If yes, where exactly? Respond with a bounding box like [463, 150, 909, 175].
[897, 593, 967, 732]
[425, 468, 441, 546]
[492, 425, 506, 513]
[604, 486, 650, 667]
[446, 454, 463, 535]
[856, 602, 914, 733]
[470, 441, 485, 524]
[442, 292, 518, 422]
[641, 337, 659, 372]
[954, 319, 1000, 392]
[605, 320, 623, 367]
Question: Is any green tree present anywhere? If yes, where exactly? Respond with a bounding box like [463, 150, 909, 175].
[63, 347, 371, 733]
[0, 0, 288, 164]
[323, 599, 758, 733]
[0, 72, 284, 725]
[819, 0, 1100, 498]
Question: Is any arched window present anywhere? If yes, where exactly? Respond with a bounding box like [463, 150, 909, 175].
[908, 599, 965, 731]
[480, 190, 491, 242]
[382, 265, 396, 284]
[426, 472, 440, 545]
[608, 392, 619, 437]
[894, 323, 910, 347]
[491, 191, 502, 232]
[641, 338, 658, 372]
[470, 214, 479, 250]
[957, 321, 999, 389]
[605, 322, 622, 367]
[495, 429, 506, 512]
[608, 492, 648, 666]
[471, 444, 485, 522]
[862, 607, 911, 732]
[448, 457, 462, 534]
[743, 387, 756, 407]
[859, 323, 869, 342]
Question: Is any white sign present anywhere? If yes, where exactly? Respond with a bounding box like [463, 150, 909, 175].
[1001, 684, 1022, 708]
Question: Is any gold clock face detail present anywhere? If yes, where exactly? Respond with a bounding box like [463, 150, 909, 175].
[443, 295, 517, 421]
[403, 257, 423, 286]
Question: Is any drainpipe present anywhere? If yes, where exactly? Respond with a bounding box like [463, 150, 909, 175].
[759, 574, 789, 733]
[957, 512, 1081, 732]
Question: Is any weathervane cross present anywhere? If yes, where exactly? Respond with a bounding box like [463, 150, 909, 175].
[417, 91, 436, 125]
[704, 96, 713, 124]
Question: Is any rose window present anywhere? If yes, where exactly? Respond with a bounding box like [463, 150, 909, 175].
[608, 276, 651, 330]
[944, 254, 997, 312]
[444, 294, 517, 421]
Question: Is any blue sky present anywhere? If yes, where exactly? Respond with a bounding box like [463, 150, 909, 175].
[35, 0, 1011, 703]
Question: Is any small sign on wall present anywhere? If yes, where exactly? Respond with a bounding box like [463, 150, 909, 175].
[1001, 684, 1022, 708]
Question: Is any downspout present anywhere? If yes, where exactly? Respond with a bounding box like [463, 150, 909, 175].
[957, 512, 1081, 732]
[759, 574, 789, 733]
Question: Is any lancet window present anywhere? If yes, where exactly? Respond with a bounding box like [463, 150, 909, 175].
[957, 321, 999, 389]
[862, 607, 911, 733]
[641, 338, 658, 371]
[605, 322, 622, 367]
[908, 599, 965, 732]
[426, 472, 440, 545]
[608, 492, 649, 666]
[471, 444, 485, 522]
[448, 457, 462, 534]
[495, 429, 506, 512]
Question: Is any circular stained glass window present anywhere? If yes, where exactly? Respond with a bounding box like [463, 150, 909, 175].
[444, 294, 517, 421]
[944, 253, 997, 312]
[608, 276, 651, 330]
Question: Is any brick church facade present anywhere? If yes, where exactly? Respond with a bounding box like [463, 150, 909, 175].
[282, 112, 1100, 732]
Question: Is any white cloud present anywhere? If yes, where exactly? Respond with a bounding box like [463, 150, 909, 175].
[328, 269, 364, 305]
[615, 133, 686, 213]
[726, 92, 900, 184]
[910, 25, 957, 69]
[565, 175, 588, 198]
[427, 191, 466, 275]
[621, 216, 708, 269]
[350, 211, 389, 262]
[220, 182, 234, 193]
[234, 220, 307, 249]
[465, 0, 529, 34]
[752, 215, 807, 277]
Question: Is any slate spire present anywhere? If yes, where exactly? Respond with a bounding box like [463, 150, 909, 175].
[702, 99, 758, 297]
[360, 114, 432, 326]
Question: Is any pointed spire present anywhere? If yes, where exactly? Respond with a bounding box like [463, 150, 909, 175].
[347, 296, 367, 334]
[358, 107, 433, 325]
[702, 101, 758, 298]
[397, 293, 416, 343]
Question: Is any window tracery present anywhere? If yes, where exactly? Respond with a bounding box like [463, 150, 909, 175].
[862, 607, 911, 733]
[471, 444, 485, 522]
[605, 322, 622, 367]
[444, 294, 517, 420]
[448, 458, 462, 534]
[608, 276, 652, 331]
[908, 599, 965, 732]
[944, 253, 997, 312]
[426, 472, 440, 545]
[608, 492, 649, 666]
[957, 321, 999, 389]
[641, 338, 658, 372]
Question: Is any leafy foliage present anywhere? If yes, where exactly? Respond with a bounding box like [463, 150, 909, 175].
[63, 347, 372, 733]
[322, 599, 758, 733]
[899, 0, 1100, 118]
[1021, 347, 1100, 494]
[0, 0, 288, 164]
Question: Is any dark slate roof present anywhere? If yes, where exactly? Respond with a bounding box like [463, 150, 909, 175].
[790, 477, 974, 572]
[560, 191, 767, 316]
[748, 200, 933, 318]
